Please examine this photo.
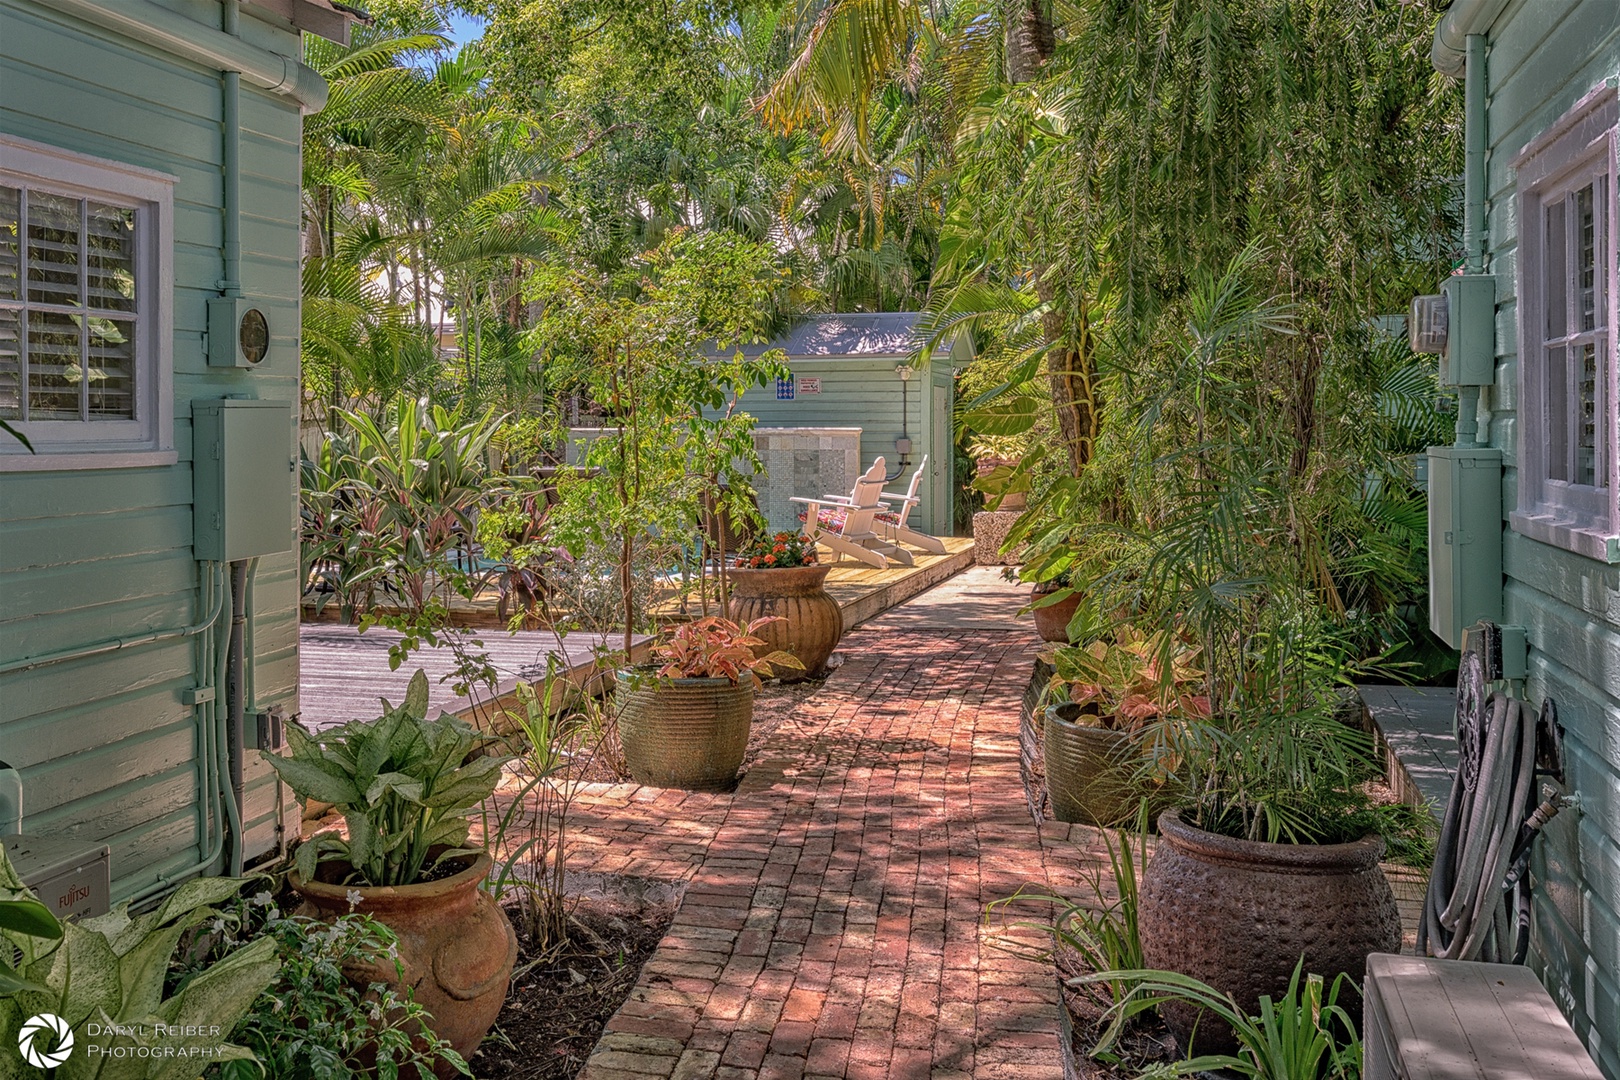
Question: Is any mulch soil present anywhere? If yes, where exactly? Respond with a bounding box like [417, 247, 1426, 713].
[473, 897, 675, 1080]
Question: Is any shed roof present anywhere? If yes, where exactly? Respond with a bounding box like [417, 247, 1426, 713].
[749, 312, 925, 359]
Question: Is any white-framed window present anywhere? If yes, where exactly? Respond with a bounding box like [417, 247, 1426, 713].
[0, 133, 175, 471]
[1512, 84, 1620, 560]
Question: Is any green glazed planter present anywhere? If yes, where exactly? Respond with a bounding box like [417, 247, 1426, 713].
[617, 673, 754, 791]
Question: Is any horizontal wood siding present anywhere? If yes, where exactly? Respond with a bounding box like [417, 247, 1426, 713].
[1489, 2, 1620, 1071]
[0, 0, 301, 899]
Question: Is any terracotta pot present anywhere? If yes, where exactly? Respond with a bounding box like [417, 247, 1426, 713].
[291, 852, 517, 1072]
[728, 564, 843, 679]
[1139, 810, 1401, 1055]
[1031, 588, 1081, 642]
[1042, 703, 1166, 827]
[618, 674, 754, 790]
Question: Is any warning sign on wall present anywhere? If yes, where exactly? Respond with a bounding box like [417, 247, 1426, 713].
[797, 377, 822, 395]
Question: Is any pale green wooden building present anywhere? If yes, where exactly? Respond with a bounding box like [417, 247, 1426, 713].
[730, 312, 971, 537]
[0, 0, 351, 904]
[1430, 2, 1620, 1072]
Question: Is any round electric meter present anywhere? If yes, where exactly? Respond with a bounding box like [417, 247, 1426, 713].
[239, 308, 269, 365]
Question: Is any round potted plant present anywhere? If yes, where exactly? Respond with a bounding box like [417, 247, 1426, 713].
[1043, 624, 1205, 826]
[264, 670, 517, 1067]
[1028, 570, 1083, 642]
[727, 531, 842, 679]
[618, 616, 804, 790]
[1137, 701, 1403, 1055]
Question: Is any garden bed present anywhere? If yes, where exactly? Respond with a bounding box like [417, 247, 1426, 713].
[475, 895, 676, 1080]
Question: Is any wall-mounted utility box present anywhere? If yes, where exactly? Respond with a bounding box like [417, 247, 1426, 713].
[208, 296, 274, 368]
[193, 399, 295, 561]
[1439, 274, 1496, 387]
[1428, 445, 1504, 648]
[2, 835, 112, 921]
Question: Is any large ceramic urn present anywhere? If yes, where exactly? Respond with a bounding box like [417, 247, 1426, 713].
[291, 852, 517, 1073]
[727, 564, 843, 680]
[617, 674, 755, 791]
[1138, 810, 1401, 1054]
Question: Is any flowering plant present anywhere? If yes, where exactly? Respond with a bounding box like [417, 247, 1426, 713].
[653, 616, 806, 685]
[735, 530, 818, 569]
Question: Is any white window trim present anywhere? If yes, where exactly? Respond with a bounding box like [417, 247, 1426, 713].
[0, 132, 176, 472]
[1511, 84, 1620, 562]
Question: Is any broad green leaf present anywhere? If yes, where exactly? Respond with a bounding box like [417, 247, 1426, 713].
[0, 954, 48, 993]
[964, 396, 1039, 436]
[151, 876, 250, 932]
[402, 669, 430, 719]
[346, 811, 376, 869]
[0, 897, 62, 940]
[365, 771, 425, 806]
[151, 935, 278, 1080]
[263, 755, 362, 806]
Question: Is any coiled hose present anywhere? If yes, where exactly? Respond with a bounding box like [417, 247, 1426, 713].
[1419, 670, 1563, 963]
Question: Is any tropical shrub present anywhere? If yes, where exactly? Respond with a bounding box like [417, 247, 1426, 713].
[265, 670, 510, 887]
[215, 900, 465, 1080]
[1048, 625, 1209, 734]
[0, 848, 278, 1077]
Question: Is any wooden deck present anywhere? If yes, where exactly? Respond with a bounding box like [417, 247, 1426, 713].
[298, 537, 975, 732]
[298, 625, 651, 731]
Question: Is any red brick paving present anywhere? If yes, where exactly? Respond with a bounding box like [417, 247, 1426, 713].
[558, 626, 1073, 1080]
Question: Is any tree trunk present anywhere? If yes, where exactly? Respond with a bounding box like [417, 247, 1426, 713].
[1036, 277, 1098, 475]
[1004, 0, 1055, 84]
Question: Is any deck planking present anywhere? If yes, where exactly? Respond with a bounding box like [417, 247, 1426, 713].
[298, 625, 650, 731]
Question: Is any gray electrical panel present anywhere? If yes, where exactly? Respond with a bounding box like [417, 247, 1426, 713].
[1428, 446, 1504, 648]
[2, 835, 112, 921]
[1439, 274, 1496, 387]
[193, 399, 296, 562]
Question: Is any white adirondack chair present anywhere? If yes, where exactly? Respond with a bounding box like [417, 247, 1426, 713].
[873, 456, 948, 554]
[791, 458, 914, 569]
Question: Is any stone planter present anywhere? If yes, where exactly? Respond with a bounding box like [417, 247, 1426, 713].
[727, 564, 843, 679]
[290, 852, 517, 1072]
[1139, 810, 1401, 1054]
[1031, 587, 1082, 642]
[618, 674, 754, 790]
[1043, 703, 1168, 827]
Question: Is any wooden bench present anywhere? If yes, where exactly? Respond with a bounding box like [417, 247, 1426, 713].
[1364, 953, 1603, 1079]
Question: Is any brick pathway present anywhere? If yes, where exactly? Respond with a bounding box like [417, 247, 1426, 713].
[555, 623, 1074, 1080]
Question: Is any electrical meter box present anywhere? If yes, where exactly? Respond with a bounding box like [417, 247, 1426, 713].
[1439, 274, 1496, 387]
[1428, 446, 1503, 648]
[193, 399, 295, 562]
[2, 835, 112, 921]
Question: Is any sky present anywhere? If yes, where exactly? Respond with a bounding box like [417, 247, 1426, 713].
[443, 12, 486, 47]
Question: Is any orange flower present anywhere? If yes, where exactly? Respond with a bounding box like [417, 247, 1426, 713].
[764, 554, 776, 565]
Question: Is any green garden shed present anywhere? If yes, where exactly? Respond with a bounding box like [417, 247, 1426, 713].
[731, 312, 971, 537]
[0, 0, 355, 906]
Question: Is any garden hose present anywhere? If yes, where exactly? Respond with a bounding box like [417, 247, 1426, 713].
[1419, 671, 1563, 964]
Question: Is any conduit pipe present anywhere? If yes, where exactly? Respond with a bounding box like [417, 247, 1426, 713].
[37, 0, 329, 114]
[1453, 33, 1488, 449]
[220, 0, 243, 296]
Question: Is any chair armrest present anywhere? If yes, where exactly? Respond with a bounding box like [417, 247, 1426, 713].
[879, 491, 921, 505]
